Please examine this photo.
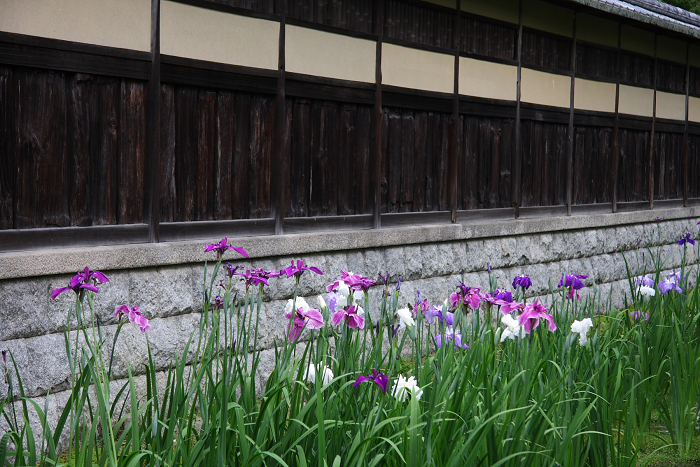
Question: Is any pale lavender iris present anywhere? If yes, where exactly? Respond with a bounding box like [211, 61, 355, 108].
[326, 291, 344, 313]
[331, 305, 364, 329]
[285, 307, 324, 341]
[353, 369, 389, 393]
[281, 260, 324, 279]
[659, 271, 683, 295]
[434, 330, 468, 350]
[518, 300, 557, 334]
[630, 310, 650, 322]
[205, 237, 248, 260]
[512, 274, 532, 290]
[52, 267, 109, 300]
[634, 275, 655, 288]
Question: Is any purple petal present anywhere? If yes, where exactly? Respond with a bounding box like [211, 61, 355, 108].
[232, 246, 249, 258]
[79, 283, 99, 293]
[353, 374, 372, 388]
[91, 271, 109, 283]
[331, 310, 345, 327]
[51, 286, 72, 300]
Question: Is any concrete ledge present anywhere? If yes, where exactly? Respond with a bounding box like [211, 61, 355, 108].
[0, 207, 698, 281]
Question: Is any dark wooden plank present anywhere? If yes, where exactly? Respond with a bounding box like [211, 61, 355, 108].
[159, 84, 176, 223]
[174, 87, 197, 222]
[381, 210, 452, 227]
[118, 81, 146, 224]
[338, 105, 357, 215]
[290, 99, 311, 217]
[15, 70, 70, 229]
[448, 0, 460, 219]
[195, 90, 216, 221]
[400, 110, 416, 212]
[413, 111, 427, 211]
[248, 95, 274, 218]
[612, 23, 622, 213]
[215, 92, 234, 220]
[372, 0, 383, 227]
[566, 13, 576, 214]
[513, 0, 523, 216]
[169, 0, 277, 19]
[160, 59, 278, 95]
[233, 93, 251, 219]
[0, 224, 149, 253]
[0, 67, 12, 229]
[273, 0, 286, 233]
[684, 43, 690, 206]
[384, 108, 401, 212]
[648, 35, 657, 209]
[146, 0, 162, 241]
[354, 105, 372, 214]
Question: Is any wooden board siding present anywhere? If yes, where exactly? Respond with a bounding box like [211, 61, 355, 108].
[654, 131, 684, 200]
[521, 30, 571, 73]
[573, 126, 613, 204]
[0, 66, 146, 230]
[160, 85, 274, 221]
[286, 0, 374, 34]
[576, 43, 617, 81]
[383, 0, 454, 49]
[617, 129, 650, 202]
[519, 120, 568, 207]
[460, 15, 517, 61]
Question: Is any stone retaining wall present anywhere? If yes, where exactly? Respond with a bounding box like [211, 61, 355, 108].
[1, 206, 699, 444]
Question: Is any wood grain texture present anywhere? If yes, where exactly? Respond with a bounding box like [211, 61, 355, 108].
[0, 67, 14, 229]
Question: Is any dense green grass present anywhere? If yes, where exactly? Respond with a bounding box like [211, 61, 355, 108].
[1, 234, 699, 466]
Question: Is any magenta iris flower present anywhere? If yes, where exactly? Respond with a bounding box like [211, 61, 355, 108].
[512, 274, 532, 290]
[234, 269, 269, 288]
[52, 267, 109, 300]
[518, 300, 556, 333]
[331, 305, 364, 329]
[354, 369, 389, 393]
[450, 284, 483, 310]
[280, 260, 324, 279]
[434, 330, 468, 349]
[484, 289, 514, 305]
[497, 300, 525, 315]
[251, 267, 280, 280]
[678, 233, 695, 246]
[205, 237, 248, 260]
[285, 307, 324, 341]
[223, 263, 242, 278]
[114, 304, 150, 332]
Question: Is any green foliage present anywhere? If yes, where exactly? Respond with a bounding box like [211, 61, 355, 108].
[2, 232, 700, 466]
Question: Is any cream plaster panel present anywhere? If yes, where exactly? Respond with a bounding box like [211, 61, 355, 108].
[521, 68, 570, 108]
[656, 91, 686, 121]
[690, 45, 700, 68]
[621, 25, 655, 57]
[161, 1, 278, 70]
[574, 79, 616, 113]
[618, 85, 653, 117]
[459, 57, 516, 101]
[461, 0, 519, 25]
[523, 0, 573, 37]
[689, 97, 700, 123]
[657, 36, 687, 65]
[286, 26, 375, 83]
[577, 13, 618, 48]
[0, 0, 150, 51]
[382, 43, 454, 94]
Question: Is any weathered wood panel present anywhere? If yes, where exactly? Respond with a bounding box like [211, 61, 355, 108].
[286, 0, 374, 34]
[576, 43, 616, 81]
[460, 116, 514, 209]
[573, 126, 613, 204]
[521, 30, 571, 72]
[690, 67, 700, 97]
[0, 67, 13, 229]
[653, 131, 683, 200]
[384, 0, 453, 49]
[118, 81, 146, 225]
[620, 51, 653, 87]
[461, 16, 517, 61]
[617, 128, 650, 202]
[689, 134, 700, 199]
[520, 120, 568, 206]
[207, 0, 274, 13]
[656, 59, 686, 94]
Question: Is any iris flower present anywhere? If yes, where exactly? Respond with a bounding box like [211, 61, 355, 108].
[483, 289, 513, 305]
[434, 329, 468, 349]
[234, 269, 269, 288]
[205, 237, 248, 260]
[558, 273, 588, 299]
[659, 270, 683, 295]
[304, 364, 334, 386]
[450, 284, 483, 310]
[571, 318, 594, 346]
[630, 310, 650, 322]
[331, 305, 364, 329]
[354, 369, 389, 393]
[512, 274, 532, 290]
[678, 233, 695, 246]
[280, 260, 323, 279]
[500, 314, 525, 342]
[285, 307, 324, 341]
[518, 300, 557, 333]
[114, 304, 150, 333]
[395, 307, 415, 329]
[391, 375, 423, 402]
[52, 267, 109, 300]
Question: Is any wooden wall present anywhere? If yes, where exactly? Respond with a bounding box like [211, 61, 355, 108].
[0, 0, 698, 244]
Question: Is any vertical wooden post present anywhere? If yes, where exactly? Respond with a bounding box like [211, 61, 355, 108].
[684, 42, 690, 207]
[612, 22, 621, 213]
[145, 0, 161, 243]
[272, 0, 287, 235]
[513, 0, 523, 218]
[566, 12, 577, 216]
[372, 0, 384, 229]
[649, 34, 657, 209]
[448, 0, 461, 222]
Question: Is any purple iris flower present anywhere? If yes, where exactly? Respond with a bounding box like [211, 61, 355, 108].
[326, 291, 344, 313]
[396, 277, 402, 291]
[378, 272, 390, 286]
[234, 269, 269, 288]
[331, 305, 364, 329]
[498, 301, 525, 315]
[344, 274, 378, 293]
[634, 275, 655, 288]
[434, 330, 468, 349]
[423, 305, 440, 324]
[659, 271, 683, 295]
[512, 274, 532, 290]
[484, 289, 514, 305]
[223, 263, 242, 278]
[654, 217, 663, 222]
[251, 267, 280, 280]
[450, 284, 482, 310]
[205, 237, 248, 260]
[280, 260, 324, 279]
[678, 233, 695, 246]
[213, 296, 224, 309]
[114, 304, 150, 332]
[354, 369, 389, 393]
[284, 307, 324, 341]
[52, 267, 109, 300]
[518, 300, 556, 334]
[630, 310, 650, 322]
[487, 263, 492, 273]
[558, 273, 588, 299]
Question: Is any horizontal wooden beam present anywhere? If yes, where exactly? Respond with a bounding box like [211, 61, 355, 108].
[0, 224, 149, 253]
[284, 215, 374, 234]
[159, 219, 275, 242]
